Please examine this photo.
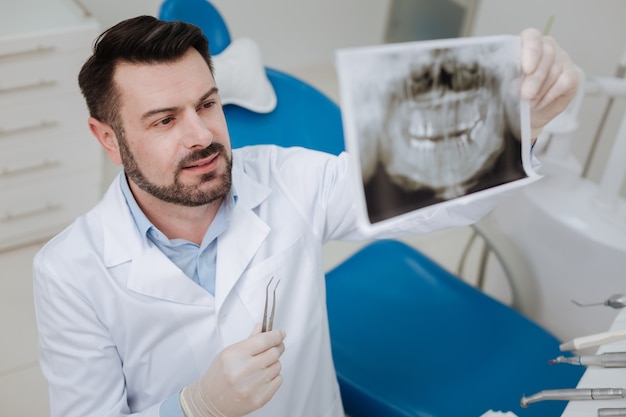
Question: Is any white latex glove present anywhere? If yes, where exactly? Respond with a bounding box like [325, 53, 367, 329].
[180, 324, 286, 417]
[519, 28, 580, 140]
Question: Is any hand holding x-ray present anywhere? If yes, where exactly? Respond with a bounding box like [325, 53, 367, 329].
[519, 28, 580, 139]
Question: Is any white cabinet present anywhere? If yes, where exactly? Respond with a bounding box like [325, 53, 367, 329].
[0, 0, 102, 250]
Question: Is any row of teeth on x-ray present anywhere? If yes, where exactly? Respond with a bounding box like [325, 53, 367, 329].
[375, 53, 504, 200]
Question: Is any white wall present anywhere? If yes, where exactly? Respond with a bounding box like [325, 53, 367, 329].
[208, 0, 391, 71]
[82, 0, 390, 72]
[81, 0, 163, 29]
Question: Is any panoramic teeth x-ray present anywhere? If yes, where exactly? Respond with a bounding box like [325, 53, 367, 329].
[337, 36, 534, 225]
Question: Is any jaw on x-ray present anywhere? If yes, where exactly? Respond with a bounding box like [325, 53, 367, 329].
[382, 46, 508, 199]
[337, 36, 527, 224]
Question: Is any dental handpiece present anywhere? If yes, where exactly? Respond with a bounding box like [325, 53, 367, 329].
[550, 352, 626, 368]
[520, 388, 625, 408]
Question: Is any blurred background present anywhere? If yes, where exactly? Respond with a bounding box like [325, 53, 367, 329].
[2, 0, 626, 415]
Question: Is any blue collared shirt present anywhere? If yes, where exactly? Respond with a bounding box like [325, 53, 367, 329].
[119, 175, 235, 416]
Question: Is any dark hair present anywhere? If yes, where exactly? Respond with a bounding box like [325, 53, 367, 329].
[78, 15, 213, 130]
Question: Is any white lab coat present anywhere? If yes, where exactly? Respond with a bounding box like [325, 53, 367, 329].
[33, 145, 501, 417]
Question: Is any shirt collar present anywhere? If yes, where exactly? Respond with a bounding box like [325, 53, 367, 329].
[119, 174, 238, 245]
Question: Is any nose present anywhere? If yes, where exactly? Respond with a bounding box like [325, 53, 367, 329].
[181, 110, 213, 149]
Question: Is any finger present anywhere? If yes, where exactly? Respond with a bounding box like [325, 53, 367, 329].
[520, 28, 544, 75]
[255, 373, 283, 404]
[254, 342, 285, 369]
[529, 84, 578, 134]
[263, 359, 282, 382]
[533, 59, 579, 111]
[521, 36, 556, 100]
[529, 39, 567, 104]
[246, 328, 286, 356]
[247, 358, 283, 386]
[237, 365, 283, 409]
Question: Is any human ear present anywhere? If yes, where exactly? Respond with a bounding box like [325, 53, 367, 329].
[88, 117, 122, 165]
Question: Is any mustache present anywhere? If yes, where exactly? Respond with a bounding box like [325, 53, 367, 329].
[178, 143, 227, 168]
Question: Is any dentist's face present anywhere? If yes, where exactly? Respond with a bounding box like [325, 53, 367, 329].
[380, 46, 507, 199]
[112, 48, 233, 207]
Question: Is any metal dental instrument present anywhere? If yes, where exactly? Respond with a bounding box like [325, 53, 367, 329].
[572, 294, 626, 309]
[261, 276, 280, 332]
[549, 352, 626, 368]
[599, 408, 626, 417]
[520, 388, 625, 408]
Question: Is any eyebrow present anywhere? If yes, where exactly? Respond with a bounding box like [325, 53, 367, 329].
[140, 87, 219, 121]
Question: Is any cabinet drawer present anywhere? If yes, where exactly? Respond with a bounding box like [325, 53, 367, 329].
[0, 48, 89, 105]
[0, 18, 98, 58]
[0, 94, 88, 139]
[0, 172, 101, 250]
[0, 129, 101, 187]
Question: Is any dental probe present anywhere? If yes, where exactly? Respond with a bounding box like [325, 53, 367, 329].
[549, 352, 626, 367]
[520, 388, 625, 408]
[560, 328, 626, 351]
[572, 294, 626, 309]
[599, 408, 626, 417]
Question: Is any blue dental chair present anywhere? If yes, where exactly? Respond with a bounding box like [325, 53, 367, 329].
[326, 239, 583, 417]
[159, 2, 584, 416]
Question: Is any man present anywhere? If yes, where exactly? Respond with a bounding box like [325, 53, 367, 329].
[33, 15, 579, 417]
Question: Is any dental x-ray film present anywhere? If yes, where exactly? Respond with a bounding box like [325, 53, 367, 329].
[336, 35, 540, 231]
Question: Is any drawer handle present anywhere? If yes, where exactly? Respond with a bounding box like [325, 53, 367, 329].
[1, 202, 62, 222]
[0, 78, 57, 94]
[0, 159, 60, 177]
[0, 119, 57, 136]
[0, 45, 55, 59]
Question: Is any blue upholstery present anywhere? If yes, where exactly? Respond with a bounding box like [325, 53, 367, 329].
[326, 240, 584, 417]
[223, 68, 344, 155]
[158, 0, 344, 155]
[160, 0, 231, 54]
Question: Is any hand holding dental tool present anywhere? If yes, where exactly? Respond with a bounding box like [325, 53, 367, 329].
[520, 388, 625, 408]
[560, 328, 626, 352]
[180, 324, 286, 417]
[549, 352, 626, 368]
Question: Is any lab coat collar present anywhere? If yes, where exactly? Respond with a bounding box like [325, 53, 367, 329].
[127, 239, 212, 305]
[100, 175, 142, 268]
[214, 154, 271, 309]
[97, 175, 209, 304]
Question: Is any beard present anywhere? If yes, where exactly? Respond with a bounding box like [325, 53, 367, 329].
[118, 135, 233, 207]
